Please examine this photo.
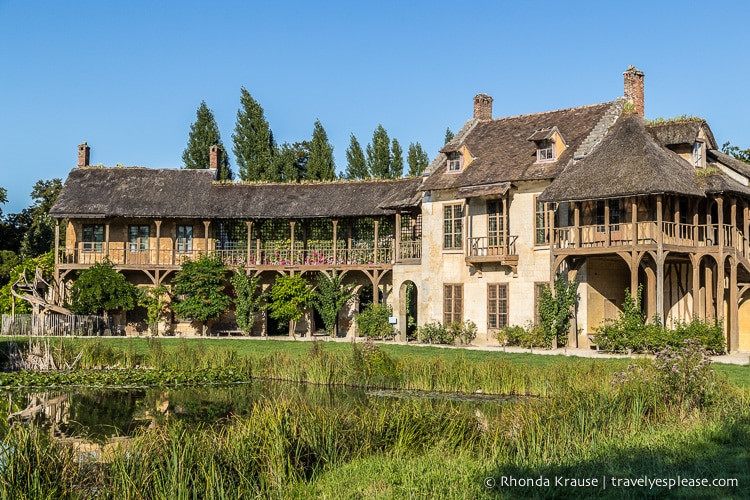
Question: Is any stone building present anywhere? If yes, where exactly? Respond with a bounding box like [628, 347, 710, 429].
[50, 67, 750, 351]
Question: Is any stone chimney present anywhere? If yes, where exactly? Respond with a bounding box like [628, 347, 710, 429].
[623, 65, 645, 117]
[473, 94, 493, 121]
[209, 144, 221, 179]
[78, 142, 90, 167]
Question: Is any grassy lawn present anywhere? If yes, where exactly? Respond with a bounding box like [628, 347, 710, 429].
[0, 335, 748, 498]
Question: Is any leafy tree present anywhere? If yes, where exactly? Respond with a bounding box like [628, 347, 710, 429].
[312, 271, 355, 337]
[721, 141, 750, 164]
[20, 178, 63, 259]
[231, 267, 264, 335]
[366, 124, 391, 179]
[182, 101, 232, 181]
[537, 272, 579, 348]
[172, 254, 230, 335]
[306, 120, 336, 181]
[272, 141, 309, 182]
[344, 133, 369, 179]
[444, 128, 455, 144]
[138, 284, 169, 335]
[0, 250, 19, 287]
[267, 274, 313, 336]
[69, 260, 138, 317]
[407, 142, 429, 177]
[390, 138, 404, 179]
[233, 87, 274, 181]
[0, 209, 32, 254]
[0, 251, 54, 314]
[0, 187, 6, 207]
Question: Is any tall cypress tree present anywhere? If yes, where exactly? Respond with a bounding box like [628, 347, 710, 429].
[367, 124, 391, 179]
[407, 142, 429, 177]
[306, 120, 336, 181]
[390, 138, 404, 179]
[344, 134, 369, 179]
[232, 87, 274, 181]
[444, 127, 455, 144]
[182, 101, 232, 180]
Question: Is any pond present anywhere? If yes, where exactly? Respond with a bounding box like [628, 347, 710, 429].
[0, 381, 520, 455]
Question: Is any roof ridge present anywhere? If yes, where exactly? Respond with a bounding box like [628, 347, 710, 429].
[487, 99, 618, 124]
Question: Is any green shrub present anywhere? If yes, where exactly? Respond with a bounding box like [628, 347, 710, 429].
[495, 322, 545, 348]
[354, 303, 394, 339]
[417, 320, 475, 345]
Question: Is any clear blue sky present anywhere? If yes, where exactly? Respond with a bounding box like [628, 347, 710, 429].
[2, 0, 749, 213]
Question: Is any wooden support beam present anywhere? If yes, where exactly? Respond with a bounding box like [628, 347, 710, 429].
[394, 212, 401, 263]
[155, 220, 162, 265]
[203, 221, 211, 253]
[373, 218, 379, 265]
[729, 259, 739, 352]
[656, 195, 664, 323]
[245, 221, 253, 266]
[332, 219, 338, 265]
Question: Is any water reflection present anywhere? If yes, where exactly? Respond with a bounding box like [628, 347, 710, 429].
[1, 382, 516, 459]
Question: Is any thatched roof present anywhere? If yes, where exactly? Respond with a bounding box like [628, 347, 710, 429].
[539, 113, 706, 203]
[50, 167, 423, 219]
[422, 100, 619, 192]
[708, 149, 750, 179]
[700, 171, 750, 197]
[647, 119, 718, 149]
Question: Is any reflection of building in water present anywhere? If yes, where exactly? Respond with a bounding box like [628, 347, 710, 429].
[6, 390, 168, 463]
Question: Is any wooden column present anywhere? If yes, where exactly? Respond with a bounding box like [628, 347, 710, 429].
[105, 223, 110, 261]
[604, 201, 611, 246]
[54, 220, 60, 282]
[631, 197, 638, 245]
[693, 204, 699, 247]
[502, 195, 508, 253]
[574, 202, 580, 247]
[155, 220, 162, 265]
[729, 259, 739, 352]
[716, 198, 725, 323]
[730, 198, 737, 250]
[256, 235, 262, 265]
[332, 219, 338, 265]
[373, 218, 379, 264]
[394, 212, 401, 263]
[290, 221, 296, 265]
[348, 220, 353, 263]
[245, 221, 253, 265]
[549, 202, 556, 248]
[744, 201, 749, 258]
[203, 221, 211, 253]
[656, 195, 664, 324]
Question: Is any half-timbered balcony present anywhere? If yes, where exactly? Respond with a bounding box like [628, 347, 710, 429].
[465, 235, 519, 271]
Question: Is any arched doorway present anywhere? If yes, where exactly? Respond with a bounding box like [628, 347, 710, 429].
[398, 281, 418, 341]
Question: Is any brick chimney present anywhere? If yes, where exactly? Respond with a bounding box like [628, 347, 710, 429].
[209, 144, 221, 179]
[77, 142, 90, 167]
[623, 65, 645, 117]
[473, 94, 493, 121]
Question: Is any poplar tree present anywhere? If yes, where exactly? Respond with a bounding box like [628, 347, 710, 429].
[233, 87, 274, 181]
[182, 101, 232, 180]
[444, 127, 455, 144]
[407, 142, 429, 177]
[390, 138, 404, 178]
[344, 134, 369, 179]
[306, 120, 336, 181]
[367, 125, 391, 179]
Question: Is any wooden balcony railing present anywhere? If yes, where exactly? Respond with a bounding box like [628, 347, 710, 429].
[59, 239, 422, 268]
[552, 222, 745, 252]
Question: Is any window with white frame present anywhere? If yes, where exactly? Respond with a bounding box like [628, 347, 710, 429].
[537, 139, 554, 162]
[128, 225, 149, 252]
[447, 152, 462, 172]
[443, 203, 463, 249]
[692, 141, 703, 168]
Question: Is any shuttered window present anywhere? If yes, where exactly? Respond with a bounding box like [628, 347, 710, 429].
[443, 284, 463, 324]
[487, 283, 508, 330]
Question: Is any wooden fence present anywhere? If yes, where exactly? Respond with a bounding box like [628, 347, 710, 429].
[1, 313, 122, 336]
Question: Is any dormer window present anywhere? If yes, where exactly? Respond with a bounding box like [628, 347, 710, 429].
[447, 152, 463, 172]
[537, 139, 554, 162]
[528, 126, 566, 163]
[692, 141, 704, 168]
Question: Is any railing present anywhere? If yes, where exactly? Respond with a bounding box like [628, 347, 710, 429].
[552, 222, 736, 250]
[466, 236, 518, 257]
[59, 239, 417, 268]
[1, 313, 121, 336]
[398, 240, 422, 261]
